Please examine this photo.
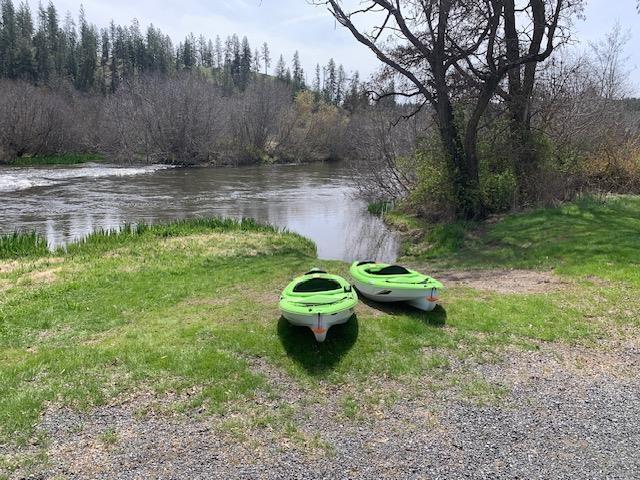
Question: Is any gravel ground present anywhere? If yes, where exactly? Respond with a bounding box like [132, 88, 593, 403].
[8, 337, 638, 480]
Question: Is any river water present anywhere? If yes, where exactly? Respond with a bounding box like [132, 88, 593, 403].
[0, 162, 400, 262]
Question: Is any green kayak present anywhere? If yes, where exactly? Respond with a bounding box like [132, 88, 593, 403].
[279, 268, 358, 342]
[350, 261, 443, 311]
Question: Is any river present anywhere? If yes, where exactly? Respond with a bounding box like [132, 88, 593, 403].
[0, 162, 400, 262]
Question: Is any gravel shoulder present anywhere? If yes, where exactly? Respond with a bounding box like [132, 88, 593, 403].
[8, 336, 639, 480]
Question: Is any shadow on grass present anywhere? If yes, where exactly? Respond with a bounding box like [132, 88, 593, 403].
[434, 196, 640, 274]
[277, 314, 359, 375]
[356, 291, 447, 327]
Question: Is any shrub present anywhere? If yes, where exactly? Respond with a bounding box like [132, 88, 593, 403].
[407, 139, 456, 221]
[481, 170, 517, 213]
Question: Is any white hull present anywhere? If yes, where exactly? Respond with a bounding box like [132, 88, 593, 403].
[354, 281, 439, 311]
[281, 308, 354, 342]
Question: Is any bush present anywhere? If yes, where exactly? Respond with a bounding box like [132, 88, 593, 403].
[406, 138, 457, 221]
[481, 170, 517, 213]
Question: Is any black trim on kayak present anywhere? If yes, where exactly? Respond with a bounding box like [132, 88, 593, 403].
[293, 277, 341, 293]
[356, 260, 376, 266]
[367, 265, 411, 275]
[304, 268, 327, 275]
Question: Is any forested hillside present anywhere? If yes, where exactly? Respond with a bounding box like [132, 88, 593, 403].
[0, 0, 369, 165]
[0, 0, 359, 98]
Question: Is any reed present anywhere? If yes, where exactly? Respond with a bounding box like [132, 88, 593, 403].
[0, 231, 49, 259]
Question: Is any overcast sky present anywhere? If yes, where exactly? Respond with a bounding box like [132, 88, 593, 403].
[26, 0, 640, 92]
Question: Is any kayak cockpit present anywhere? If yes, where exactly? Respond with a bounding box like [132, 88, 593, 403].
[279, 270, 358, 342]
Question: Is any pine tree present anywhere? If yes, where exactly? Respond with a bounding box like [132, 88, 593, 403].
[313, 63, 321, 93]
[34, 5, 49, 81]
[76, 5, 97, 91]
[214, 34, 222, 69]
[229, 33, 241, 86]
[204, 38, 213, 67]
[219, 35, 234, 92]
[13, 1, 34, 80]
[275, 54, 286, 80]
[99, 27, 109, 92]
[181, 33, 196, 70]
[238, 35, 251, 90]
[343, 70, 367, 112]
[335, 64, 346, 105]
[252, 47, 260, 72]
[379, 78, 397, 107]
[0, 0, 17, 78]
[46, 1, 62, 75]
[197, 33, 206, 67]
[261, 41, 270, 75]
[130, 19, 145, 75]
[62, 11, 77, 81]
[108, 20, 118, 91]
[323, 58, 336, 103]
[291, 50, 304, 91]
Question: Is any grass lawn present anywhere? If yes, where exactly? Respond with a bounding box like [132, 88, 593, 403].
[1, 196, 639, 476]
[8, 154, 103, 167]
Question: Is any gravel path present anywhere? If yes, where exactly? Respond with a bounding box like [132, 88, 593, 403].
[8, 338, 637, 480]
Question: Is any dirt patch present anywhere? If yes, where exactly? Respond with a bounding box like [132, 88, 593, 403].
[426, 268, 568, 294]
[0, 259, 20, 274]
[0, 256, 64, 275]
[482, 337, 640, 383]
[17, 266, 62, 286]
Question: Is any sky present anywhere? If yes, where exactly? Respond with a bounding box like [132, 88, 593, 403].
[25, 0, 640, 93]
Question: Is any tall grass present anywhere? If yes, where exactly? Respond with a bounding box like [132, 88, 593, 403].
[367, 200, 394, 215]
[0, 232, 49, 259]
[63, 217, 316, 256]
[1, 217, 316, 260]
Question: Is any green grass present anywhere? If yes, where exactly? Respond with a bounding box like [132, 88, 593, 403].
[1, 198, 639, 466]
[10, 153, 103, 167]
[99, 428, 119, 446]
[367, 200, 394, 215]
[404, 195, 640, 284]
[0, 232, 49, 259]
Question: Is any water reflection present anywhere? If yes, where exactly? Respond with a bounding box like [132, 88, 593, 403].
[0, 162, 400, 262]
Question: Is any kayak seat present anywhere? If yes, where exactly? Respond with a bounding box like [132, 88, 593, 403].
[367, 265, 411, 275]
[293, 277, 341, 293]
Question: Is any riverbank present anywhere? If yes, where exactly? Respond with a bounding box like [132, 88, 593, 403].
[5, 154, 104, 167]
[1, 200, 639, 478]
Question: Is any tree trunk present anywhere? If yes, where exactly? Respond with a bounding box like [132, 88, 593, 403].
[504, 0, 547, 203]
[434, 87, 482, 219]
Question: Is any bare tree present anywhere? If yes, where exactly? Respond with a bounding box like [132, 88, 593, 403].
[261, 42, 271, 75]
[101, 75, 229, 164]
[0, 80, 89, 162]
[319, 0, 576, 218]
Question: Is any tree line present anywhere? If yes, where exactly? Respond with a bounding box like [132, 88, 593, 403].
[0, 0, 374, 164]
[0, 0, 363, 103]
